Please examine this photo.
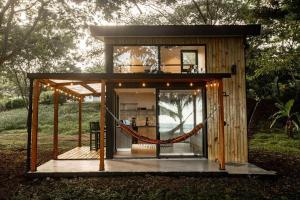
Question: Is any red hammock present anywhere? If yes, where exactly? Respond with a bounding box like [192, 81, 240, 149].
[119, 123, 204, 144]
[105, 106, 217, 144]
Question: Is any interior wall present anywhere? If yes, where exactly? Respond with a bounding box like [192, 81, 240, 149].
[105, 36, 248, 163]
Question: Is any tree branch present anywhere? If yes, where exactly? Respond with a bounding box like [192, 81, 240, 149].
[192, 0, 207, 24]
[0, 0, 14, 26]
[0, 1, 48, 66]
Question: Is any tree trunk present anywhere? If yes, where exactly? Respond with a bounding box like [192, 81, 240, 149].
[286, 119, 293, 138]
[247, 99, 261, 136]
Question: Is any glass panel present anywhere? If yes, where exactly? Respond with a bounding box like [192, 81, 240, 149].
[160, 46, 206, 73]
[159, 89, 203, 156]
[114, 88, 157, 158]
[182, 51, 197, 73]
[113, 46, 158, 73]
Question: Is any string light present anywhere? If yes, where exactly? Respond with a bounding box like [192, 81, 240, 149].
[118, 82, 122, 87]
[197, 89, 201, 92]
[166, 82, 170, 87]
[213, 83, 217, 87]
[142, 82, 146, 87]
[189, 82, 193, 87]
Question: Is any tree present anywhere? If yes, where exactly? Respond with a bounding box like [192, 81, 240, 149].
[270, 99, 299, 138]
[159, 92, 193, 134]
[0, 0, 104, 107]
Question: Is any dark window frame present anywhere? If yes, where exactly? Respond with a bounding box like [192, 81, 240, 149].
[180, 50, 199, 73]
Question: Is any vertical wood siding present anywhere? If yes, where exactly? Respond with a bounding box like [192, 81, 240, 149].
[104, 37, 248, 163]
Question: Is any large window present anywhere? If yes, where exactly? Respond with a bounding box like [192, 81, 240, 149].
[158, 89, 203, 156]
[113, 45, 206, 74]
[113, 46, 159, 73]
[160, 46, 206, 73]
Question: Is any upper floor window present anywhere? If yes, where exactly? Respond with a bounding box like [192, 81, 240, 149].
[113, 45, 205, 74]
[160, 46, 205, 73]
[181, 50, 198, 73]
[113, 46, 159, 73]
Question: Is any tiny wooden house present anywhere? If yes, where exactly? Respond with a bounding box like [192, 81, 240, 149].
[90, 25, 260, 163]
[26, 25, 262, 174]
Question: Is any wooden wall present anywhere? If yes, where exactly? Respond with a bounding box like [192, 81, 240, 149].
[104, 37, 248, 163]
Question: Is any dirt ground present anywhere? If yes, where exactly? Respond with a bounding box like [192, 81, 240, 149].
[0, 147, 299, 200]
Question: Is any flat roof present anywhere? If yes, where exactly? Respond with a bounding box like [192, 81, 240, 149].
[90, 25, 261, 39]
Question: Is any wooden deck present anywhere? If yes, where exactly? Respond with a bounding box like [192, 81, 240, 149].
[58, 147, 100, 159]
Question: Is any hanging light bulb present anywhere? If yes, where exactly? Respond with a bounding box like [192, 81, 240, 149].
[197, 89, 201, 92]
[213, 83, 217, 87]
[118, 82, 122, 87]
[142, 82, 146, 87]
[166, 82, 170, 87]
[189, 82, 193, 87]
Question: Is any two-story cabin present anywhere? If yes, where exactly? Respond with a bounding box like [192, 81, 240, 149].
[26, 25, 275, 176]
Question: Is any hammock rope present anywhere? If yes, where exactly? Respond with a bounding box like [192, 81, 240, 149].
[105, 105, 218, 144]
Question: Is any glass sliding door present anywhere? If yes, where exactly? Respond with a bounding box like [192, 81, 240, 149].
[158, 89, 204, 157]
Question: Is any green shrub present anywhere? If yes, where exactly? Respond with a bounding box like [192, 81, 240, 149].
[40, 91, 67, 105]
[4, 98, 26, 110]
[0, 98, 9, 111]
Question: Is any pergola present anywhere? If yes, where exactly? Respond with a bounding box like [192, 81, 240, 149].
[27, 72, 231, 172]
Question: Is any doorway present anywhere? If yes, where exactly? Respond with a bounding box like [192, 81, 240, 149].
[114, 88, 157, 158]
[158, 89, 204, 157]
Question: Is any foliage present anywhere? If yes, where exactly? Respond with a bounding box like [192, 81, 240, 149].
[250, 129, 300, 156]
[39, 91, 67, 105]
[245, 0, 300, 101]
[0, 97, 25, 111]
[270, 99, 299, 137]
[0, 102, 100, 134]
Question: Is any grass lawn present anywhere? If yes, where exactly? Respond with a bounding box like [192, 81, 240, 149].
[250, 130, 300, 156]
[0, 105, 300, 199]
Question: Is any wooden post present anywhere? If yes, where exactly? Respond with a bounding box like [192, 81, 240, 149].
[53, 89, 59, 159]
[99, 81, 106, 171]
[218, 79, 225, 170]
[26, 79, 33, 172]
[78, 97, 82, 147]
[30, 80, 40, 172]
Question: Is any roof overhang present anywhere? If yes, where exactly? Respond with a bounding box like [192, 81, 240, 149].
[90, 25, 261, 40]
[28, 72, 231, 82]
[27, 73, 231, 97]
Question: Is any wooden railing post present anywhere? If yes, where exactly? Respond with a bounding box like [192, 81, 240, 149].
[218, 79, 225, 170]
[31, 80, 40, 172]
[78, 97, 82, 147]
[99, 81, 106, 171]
[53, 88, 59, 159]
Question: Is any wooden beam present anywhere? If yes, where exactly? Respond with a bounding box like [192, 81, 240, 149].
[218, 79, 225, 170]
[78, 97, 82, 147]
[40, 79, 81, 98]
[81, 93, 101, 97]
[26, 79, 33, 172]
[99, 80, 106, 171]
[30, 80, 40, 172]
[80, 83, 98, 94]
[53, 89, 59, 159]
